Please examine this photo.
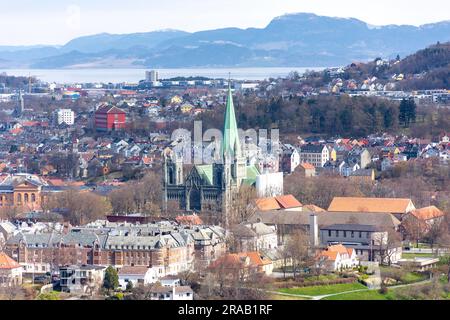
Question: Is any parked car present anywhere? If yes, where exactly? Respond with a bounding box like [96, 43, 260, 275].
[34, 275, 51, 285]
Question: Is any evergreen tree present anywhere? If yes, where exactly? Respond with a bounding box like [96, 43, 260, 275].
[103, 266, 119, 292]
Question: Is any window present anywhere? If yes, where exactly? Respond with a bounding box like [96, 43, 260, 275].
[351, 231, 354, 238]
[343, 231, 347, 237]
[328, 230, 331, 237]
[359, 232, 362, 238]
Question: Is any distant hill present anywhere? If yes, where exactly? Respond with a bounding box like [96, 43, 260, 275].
[1, 13, 450, 69]
[335, 42, 450, 90]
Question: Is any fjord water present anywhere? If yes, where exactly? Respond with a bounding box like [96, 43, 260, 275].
[1, 67, 323, 84]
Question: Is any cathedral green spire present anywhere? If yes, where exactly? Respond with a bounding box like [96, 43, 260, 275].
[222, 81, 240, 159]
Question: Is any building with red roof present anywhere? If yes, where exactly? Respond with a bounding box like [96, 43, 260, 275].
[175, 213, 204, 226]
[317, 244, 358, 271]
[255, 194, 303, 211]
[94, 104, 126, 131]
[0, 252, 23, 287]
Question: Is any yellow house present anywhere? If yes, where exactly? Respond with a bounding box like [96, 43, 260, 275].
[170, 95, 183, 105]
[328, 147, 337, 162]
[180, 103, 194, 114]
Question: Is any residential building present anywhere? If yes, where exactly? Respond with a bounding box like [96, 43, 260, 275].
[316, 244, 359, 271]
[296, 162, 316, 177]
[0, 252, 23, 287]
[149, 285, 194, 300]
[54, 108, 75, 125]
[118, 266, 156, 290]
[299, 144, 330, 168]
[209, 251, 273, 278]
[402, 206, 446, 234]
[230, 222, 278, 252]
[145, 70, 159, 82]
[94, 104, 126, 131]
[59, 265, 106, 294]
[319, 224, 402, 263]
[281, 148, 300, 173]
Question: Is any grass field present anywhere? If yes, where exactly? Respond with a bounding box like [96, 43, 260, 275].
[323, 290, 391, 300]
[277, 282, 367, 296]
[270, 294, 311, 300]
[401, 253, 434, 259]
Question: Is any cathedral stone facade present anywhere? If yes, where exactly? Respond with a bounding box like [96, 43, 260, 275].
[163, 86, 259, 225]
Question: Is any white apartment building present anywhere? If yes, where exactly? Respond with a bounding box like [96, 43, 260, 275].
[55, 109, 75, 125]
[299, 144, 330, 168]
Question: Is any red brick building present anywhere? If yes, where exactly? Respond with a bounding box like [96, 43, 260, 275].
[94, 105, 126, 131]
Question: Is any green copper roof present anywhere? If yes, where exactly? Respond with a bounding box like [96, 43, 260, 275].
[221, 85, 240, 159]
[195, 165, 213, 185]
[242, 165, 260, 186]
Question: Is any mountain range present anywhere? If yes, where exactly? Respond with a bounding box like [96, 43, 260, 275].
[1, 13, 450, 69]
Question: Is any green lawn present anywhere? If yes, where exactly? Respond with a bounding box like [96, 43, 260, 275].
[402, 253, 434, 259]
[401, 272, 427, 284]
[323, 290, 391, 300]
[271, 294, 310, 300]
[277, 282, 367, 296]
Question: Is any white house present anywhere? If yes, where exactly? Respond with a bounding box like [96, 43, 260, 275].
[118, 266, 158, 290]
[0, 252, 23, 287]
[149, 286, 194, 300]
[317, 244, 359, 271]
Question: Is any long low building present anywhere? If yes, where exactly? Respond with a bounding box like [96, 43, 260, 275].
[327, 197, 416, 219]
[247, 209, 402, 263]
[4, 222, 227, 278]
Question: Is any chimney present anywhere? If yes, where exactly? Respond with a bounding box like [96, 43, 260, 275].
[309, 214, 319, 247]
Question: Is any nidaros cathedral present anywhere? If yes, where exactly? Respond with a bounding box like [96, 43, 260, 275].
[162, 85, 264, 225]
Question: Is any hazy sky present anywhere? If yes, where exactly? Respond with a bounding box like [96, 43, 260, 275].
[1, 0, 450, 46]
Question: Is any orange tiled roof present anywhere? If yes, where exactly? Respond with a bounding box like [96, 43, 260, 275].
[410, 206, 445, 220]
[175, 214, 204, 225]
[304, 204, 326, 212]
[319, 244, 353, 261]
[328, 197, 414, 214]
[255, 197, 281, 211]
[256, 195, 302, 211]
[320, 250, 338, 261]
[0, 252, 21, 269]
[237, 252, 272, 266]
[275, 195, 303, 209]
[300, 162, 315, 170]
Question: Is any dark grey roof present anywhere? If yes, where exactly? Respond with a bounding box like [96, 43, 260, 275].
[248, 210, 400, 229]
[320, 224, 381, 232]
[300, 144, 326, 153]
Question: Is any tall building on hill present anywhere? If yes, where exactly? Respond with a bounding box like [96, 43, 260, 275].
[14, 91, 24, 118]
[163, 84, 260, 225]
[146, 70, 159, 82]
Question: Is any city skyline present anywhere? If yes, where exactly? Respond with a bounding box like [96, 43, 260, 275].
[1, 0, 450, 46]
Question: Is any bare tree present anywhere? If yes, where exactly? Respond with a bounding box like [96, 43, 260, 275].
[228, 185, 257, 227]
[374, 228, 402, 265]
[285, 230, 313, 279]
